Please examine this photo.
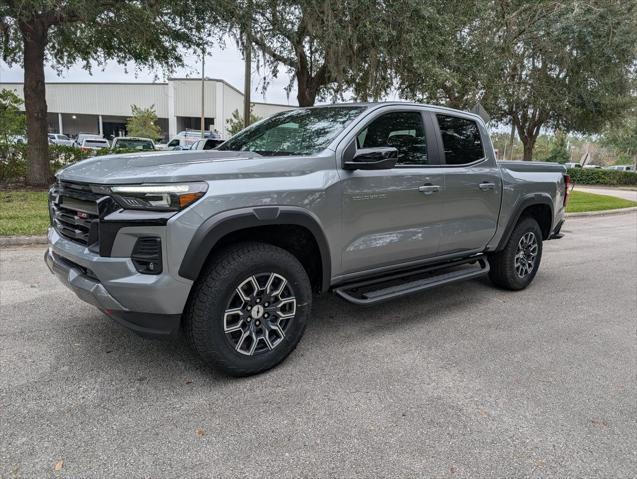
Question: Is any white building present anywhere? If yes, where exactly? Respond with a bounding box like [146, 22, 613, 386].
[0, 78, 294, 140]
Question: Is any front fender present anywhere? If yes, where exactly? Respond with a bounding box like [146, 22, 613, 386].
[178, 206, 331, 292]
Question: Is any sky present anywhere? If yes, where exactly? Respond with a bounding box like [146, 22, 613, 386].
[0, 40, 301, 106]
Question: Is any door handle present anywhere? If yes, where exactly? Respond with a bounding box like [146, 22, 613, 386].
[479, 182, 496, 191]
[418, 184, 441, 195]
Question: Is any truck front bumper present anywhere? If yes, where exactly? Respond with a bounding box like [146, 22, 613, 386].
[45, 228, 189, 337]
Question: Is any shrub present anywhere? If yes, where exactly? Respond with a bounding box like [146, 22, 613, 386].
[0, 144, 92, 184]
[567, 167, 637, 186]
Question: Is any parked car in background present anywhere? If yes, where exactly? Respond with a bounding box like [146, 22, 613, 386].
[78, 138, 110, 153]
[605, 165, 634, 172]
[157, 131, 221, 151]
[563, 162, 581, 169]
[74, 133, 103, 148]
[111, 137, 155, 151]
[189, 138, 224, 150]
[583, 164, 602, 169]
[48, 133, 75, 147]
[6, 134, 27, 145]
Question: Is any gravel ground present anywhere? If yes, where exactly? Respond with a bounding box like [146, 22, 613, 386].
[1, 213, 636, 478]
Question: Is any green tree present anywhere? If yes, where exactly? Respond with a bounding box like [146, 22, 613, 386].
[226, 108, 262, 136]
[0, 89, 26, 145]
[544, 131, 570, 164]
[225, 0, 430, 106]
[397, 0, 493, 109]
[399, 1, 636, 161]
[0, 1, 221, 186]
[489, 0, 636, 160]
[601, 114, 637, 166]
[126, 105, 162, 140]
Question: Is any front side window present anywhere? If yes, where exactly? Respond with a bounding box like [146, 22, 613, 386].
[219, 106, 366, 156]
[436, 115, 484, 165]
[356, 111, 428, 166]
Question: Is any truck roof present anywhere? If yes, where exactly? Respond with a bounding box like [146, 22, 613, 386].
[304, 101, 486, 123]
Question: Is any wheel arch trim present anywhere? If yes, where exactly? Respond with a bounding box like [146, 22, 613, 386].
[495, 194, 554, 251]
[178, 206, 331, 292]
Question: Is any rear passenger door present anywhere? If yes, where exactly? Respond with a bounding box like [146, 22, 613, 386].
[434, 113, 501, 255]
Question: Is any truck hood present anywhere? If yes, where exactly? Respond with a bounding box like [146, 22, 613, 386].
[56, 150, 318, 184]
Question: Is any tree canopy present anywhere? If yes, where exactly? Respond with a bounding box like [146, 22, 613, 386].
[398, 0, 637, 160]
[223, 0, 430, 106]
[1, 0, 223, 185]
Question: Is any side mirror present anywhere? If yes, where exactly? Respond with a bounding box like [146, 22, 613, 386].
[343, 147, 398, 170]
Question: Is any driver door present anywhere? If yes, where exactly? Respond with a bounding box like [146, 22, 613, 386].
[339, 109, 445, 276]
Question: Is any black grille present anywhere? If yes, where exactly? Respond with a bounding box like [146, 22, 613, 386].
[49, 181, 103, 246]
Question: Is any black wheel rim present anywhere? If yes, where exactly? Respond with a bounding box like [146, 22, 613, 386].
[514, 231, 539, 278]
[223, 273, 296, 356]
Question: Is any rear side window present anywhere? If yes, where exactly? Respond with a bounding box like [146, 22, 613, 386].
[436, 115, 484, 165]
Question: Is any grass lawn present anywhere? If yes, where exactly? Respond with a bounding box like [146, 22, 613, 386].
[0, 190, 50, 236]
[1, 189, 636, 237]
[566, 190, 637, 213]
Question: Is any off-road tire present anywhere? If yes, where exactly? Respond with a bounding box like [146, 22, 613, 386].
[488, 217, 543, 291]
[184, 242, 312, 376]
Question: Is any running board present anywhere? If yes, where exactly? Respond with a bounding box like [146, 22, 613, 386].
[334, 256, 490, 305]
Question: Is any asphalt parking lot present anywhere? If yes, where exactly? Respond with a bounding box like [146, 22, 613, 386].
[1, 213, 635, 478]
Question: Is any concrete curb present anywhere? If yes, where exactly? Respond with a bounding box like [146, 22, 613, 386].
[0, 235, 48, 246]
[567, 206, 637, 218]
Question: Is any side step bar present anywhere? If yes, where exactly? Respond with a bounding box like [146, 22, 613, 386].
[334, 256, 490, 305]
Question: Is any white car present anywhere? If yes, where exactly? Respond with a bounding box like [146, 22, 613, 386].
[189, 138, 224, 150]
[157, 130, 221, 150]
[48, 133, 74, 147]
[563, 162, 581, 169]
[111, 137, 155, 151]
[605, 165, 634, 172]
[79, 138, 110, 152]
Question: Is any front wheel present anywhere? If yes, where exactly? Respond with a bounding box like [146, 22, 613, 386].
[184, 242, 312, 376]
[488, 217, 543, 291]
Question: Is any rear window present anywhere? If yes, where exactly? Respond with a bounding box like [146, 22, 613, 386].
[85, 140, 108, 147]
[436, 115, 484, 165]
[114, 139, 154, 150]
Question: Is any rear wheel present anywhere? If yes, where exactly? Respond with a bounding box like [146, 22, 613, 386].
[488, 217, 543, 290]
[185, 242, 311, 376]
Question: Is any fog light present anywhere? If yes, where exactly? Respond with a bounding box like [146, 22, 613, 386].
[131, 237, 162, 275]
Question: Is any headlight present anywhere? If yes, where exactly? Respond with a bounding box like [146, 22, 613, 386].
[107, 182, 208, 211]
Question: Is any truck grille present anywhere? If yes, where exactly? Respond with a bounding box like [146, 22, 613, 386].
[49, 181, 103, 246]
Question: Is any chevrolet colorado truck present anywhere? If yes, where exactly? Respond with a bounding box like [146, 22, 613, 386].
[45, 103, 568, 376]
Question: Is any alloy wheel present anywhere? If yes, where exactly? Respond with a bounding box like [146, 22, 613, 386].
[223, 273, 296, 356]
[514, 231, 539, 278]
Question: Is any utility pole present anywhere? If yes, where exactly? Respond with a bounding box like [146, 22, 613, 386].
[508, 122, 515, 161]
[200, 49, 205, 137]
[243, 8, 252, 130]
[243, 33, 252, 128]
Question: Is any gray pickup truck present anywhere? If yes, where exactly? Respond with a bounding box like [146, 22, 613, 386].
[46, 103, 569, 375]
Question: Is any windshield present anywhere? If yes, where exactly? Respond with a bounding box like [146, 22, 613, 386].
[114, 138, 154, 150]
[219, 106, 366, 156]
